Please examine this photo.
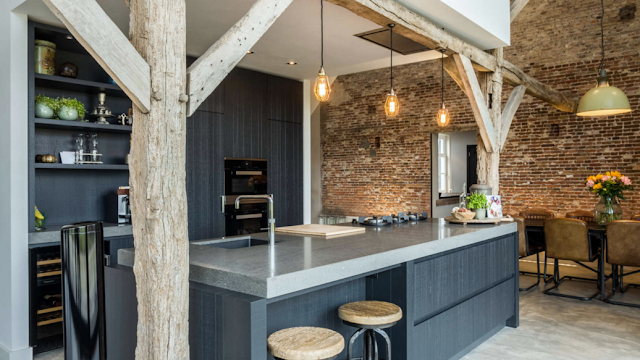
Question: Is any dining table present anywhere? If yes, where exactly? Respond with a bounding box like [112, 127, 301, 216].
[525, 219, 608, 300]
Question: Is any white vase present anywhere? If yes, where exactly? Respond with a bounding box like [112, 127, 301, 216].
[58, 105, 79, 121]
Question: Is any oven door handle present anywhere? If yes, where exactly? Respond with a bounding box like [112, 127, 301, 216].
[235, 213, 264, 220]
[235, 171, 263, 176]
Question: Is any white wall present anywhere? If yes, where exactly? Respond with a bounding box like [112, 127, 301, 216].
[431, 131, 477, 218]
[0, 1, 31, 359]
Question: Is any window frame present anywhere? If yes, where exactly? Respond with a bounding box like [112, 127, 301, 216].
[437, 134, 452, 193]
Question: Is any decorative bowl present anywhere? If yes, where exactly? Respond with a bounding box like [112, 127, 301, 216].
[451, 211, 476, 220]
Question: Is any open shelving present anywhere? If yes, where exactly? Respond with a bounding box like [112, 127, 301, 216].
[29, 21, 132, 233]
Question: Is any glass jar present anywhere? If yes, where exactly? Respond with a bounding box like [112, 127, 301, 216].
[594, 195, 623, 226]
[35, 40, 56, 75]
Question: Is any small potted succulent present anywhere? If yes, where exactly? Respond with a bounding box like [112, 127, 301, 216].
[35, 94, 59, 119]
[467, 192, 489, 220]
[57, 97, 85, 121]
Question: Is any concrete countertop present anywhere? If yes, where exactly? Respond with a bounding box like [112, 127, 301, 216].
[29, 223, 133, 245]
[118, 219, 517, 299]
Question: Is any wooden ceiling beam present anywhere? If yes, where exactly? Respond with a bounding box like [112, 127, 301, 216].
[454, 54, 499, 153]
[43, 0, 151, 113]
[510, 0, 530, 23]
[500, 85, 526, 150]
[441, 57, 466, 96]
[186, 0, 294, 116]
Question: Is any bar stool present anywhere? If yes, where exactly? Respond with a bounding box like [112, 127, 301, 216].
[267, 327, 345, 360]
[606, 220, 640, 308]
[338, 301, 402, 360]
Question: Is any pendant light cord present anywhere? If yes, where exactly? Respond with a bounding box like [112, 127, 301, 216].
[390, 24, 394, 90]
[598, 0, 605, 73]
[320, 0, 324, 68]
[441, 50, 444, 106]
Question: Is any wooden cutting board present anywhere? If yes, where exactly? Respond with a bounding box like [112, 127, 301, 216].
[275, 224, 366, 238]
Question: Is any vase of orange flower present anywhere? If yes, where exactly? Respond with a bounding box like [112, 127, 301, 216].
[586, 171, 633, 225]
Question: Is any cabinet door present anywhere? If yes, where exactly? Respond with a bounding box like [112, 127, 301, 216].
[186, 111, 225, 240]
[264, 120, 303, 226]
[267, 75, 303, 124]
[223, 68, 267, 159]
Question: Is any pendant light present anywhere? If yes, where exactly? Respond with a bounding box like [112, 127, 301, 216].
[313, 0, 331, 102]
[576, 0, 631, 117]
[436, 49, 450, 127]
[384, 24, 400, 117]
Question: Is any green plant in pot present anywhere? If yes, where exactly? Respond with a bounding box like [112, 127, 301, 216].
[57, 97, 85, 121]
[35, 94, 59, 119]
[467, 192, 489, 220]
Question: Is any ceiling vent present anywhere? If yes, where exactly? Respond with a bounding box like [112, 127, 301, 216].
[354, 27, 431, 55]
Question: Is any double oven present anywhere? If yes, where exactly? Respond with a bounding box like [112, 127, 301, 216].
[222, 158, 269, 236]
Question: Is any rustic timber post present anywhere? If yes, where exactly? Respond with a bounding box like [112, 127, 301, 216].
[128, 0, 190, 358]
[477, 48, 503, 194]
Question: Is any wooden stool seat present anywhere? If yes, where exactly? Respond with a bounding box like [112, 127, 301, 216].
[338, 301, 403, 326]
[267, 327, 344, 360]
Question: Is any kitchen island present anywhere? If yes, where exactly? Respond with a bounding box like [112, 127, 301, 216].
[107, 219, 518, 360]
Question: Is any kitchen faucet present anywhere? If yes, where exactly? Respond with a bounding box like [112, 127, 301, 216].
[235, 194, 275, 246]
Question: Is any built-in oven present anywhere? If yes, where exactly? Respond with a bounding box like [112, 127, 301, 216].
[222, 158, 269, 236]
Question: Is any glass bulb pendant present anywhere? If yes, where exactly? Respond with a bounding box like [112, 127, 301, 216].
[436, 104, 450, 127]
[314, 67, 331, 102]
[385, 88, 400, 117]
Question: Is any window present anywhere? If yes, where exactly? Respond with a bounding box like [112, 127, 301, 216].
[438, 134, 451, 193]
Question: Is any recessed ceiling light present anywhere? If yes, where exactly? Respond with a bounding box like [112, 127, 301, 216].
[246, 50, 254, 54]
[287, 61, 297, 65]
[66, 35, 74, 40]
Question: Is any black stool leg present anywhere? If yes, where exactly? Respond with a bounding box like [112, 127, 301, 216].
[374, 328, 392, 360]
[348, 328, 365, 360]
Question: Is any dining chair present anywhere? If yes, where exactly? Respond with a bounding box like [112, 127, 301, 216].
[566, 210, 596, 225]
[519, 209, 555, 282]
[606, 220, 640, 308]
[543, 218, 603, 301]
[514, 216, 544, 291]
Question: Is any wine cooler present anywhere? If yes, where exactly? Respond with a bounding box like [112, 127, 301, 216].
[29, 245, 64, 354]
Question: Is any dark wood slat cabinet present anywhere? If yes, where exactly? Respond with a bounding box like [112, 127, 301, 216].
[186, 67, 303, 240]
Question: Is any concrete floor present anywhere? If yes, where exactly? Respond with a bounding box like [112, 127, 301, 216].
[35, 256, 640, 360]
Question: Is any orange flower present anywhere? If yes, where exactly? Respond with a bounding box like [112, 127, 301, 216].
[595, 174, 604, 180]
[593, 183, 603, 190]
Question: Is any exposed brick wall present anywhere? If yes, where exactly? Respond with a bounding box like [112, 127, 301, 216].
[322, 0, 640, 218]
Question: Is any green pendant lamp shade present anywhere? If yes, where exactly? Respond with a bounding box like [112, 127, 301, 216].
[577, 0, 631, 117]
[576, 69, 631, 117]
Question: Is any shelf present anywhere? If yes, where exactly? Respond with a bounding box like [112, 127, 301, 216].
[34, 73, 128, 98]
[37, 271, 61, 278]
[35, 118, 132, 133]
[37, 259, 61, 266]
[35, 163, 129, 170]
[37, 317, 63, 327]
[37, 306, 63, 315]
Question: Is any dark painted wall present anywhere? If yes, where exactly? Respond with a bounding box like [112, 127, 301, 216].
[186, 67, 303, 240]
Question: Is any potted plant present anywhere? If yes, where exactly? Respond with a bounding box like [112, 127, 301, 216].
[35, 94, 58, 119]
[586, 171, 633, 225]
[467, 192, 489, 220]
[57, 97, 85, 121]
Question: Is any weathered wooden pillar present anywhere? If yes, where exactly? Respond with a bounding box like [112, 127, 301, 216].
[477, 48, 503, 194]
[129, 0, 190, 358]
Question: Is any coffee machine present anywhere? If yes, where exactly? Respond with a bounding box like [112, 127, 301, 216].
[118, 186, 131, 225]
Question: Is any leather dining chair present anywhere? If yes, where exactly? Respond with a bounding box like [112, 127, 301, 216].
[566, 210, 596, 225]
[514, 216, 544, 291]
[543, 218, 603, 301]
[606, 220, 640, 308]
[519, 209, 555, 282]
[631, 215, 640, 221]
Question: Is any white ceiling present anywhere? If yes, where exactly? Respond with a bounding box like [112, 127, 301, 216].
[15, 0, 509, 81]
